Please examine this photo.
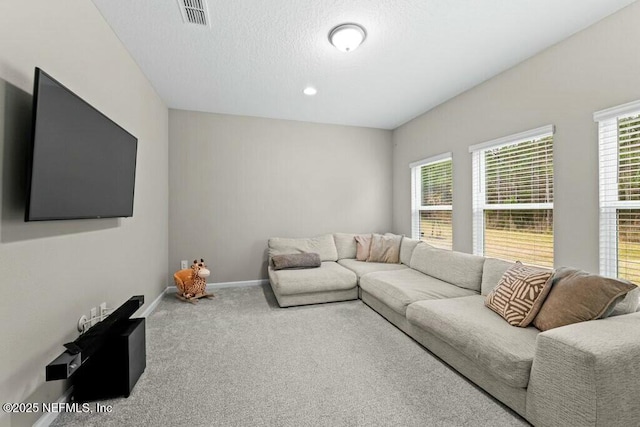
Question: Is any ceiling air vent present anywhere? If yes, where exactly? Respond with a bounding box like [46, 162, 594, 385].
[178, 0, 209, 27]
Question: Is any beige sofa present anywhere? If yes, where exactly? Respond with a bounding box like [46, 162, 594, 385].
[267, 233, 640, 427]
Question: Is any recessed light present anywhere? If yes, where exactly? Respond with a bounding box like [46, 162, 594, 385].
[303, 87, 317, 96]
[329, 23, 366, 52]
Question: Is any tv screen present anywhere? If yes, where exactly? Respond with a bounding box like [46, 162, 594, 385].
[25, 68, 137, 221]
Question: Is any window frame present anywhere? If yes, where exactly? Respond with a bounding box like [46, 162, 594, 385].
[469, 125, 555, 264]
[410, 152, 453, 249]
[594, 99, 640, 278]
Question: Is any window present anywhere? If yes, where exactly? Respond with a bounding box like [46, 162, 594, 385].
[410, 153, 452, 250]
[470, 125, 554, 267]
[595, 100, 640, 283]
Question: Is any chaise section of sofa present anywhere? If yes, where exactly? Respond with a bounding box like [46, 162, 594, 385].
[269, 261, 359, 307]
[267, 234, 358, 307]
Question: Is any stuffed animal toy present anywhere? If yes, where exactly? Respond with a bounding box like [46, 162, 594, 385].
[173, 259, 215, 303]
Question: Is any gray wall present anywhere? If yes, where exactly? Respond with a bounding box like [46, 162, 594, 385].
[169, 110, 392, 282]
[392, 1, 640, 274]
[0, 1, 168, 425]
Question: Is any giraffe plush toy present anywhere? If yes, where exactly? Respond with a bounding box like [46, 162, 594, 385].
[173, 259, 214, 303]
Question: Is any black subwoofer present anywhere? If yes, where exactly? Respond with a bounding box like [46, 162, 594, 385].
[72, 318, 146, 401]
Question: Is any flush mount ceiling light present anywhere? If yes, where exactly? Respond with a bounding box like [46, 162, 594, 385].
[329, 23, 366, 52]
[303, 86, 317, 96]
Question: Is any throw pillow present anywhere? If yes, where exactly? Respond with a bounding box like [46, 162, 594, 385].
[355, 234, 372, 261]
[271, 253, 321, 270]
[485, 262, 554, 327]
[532, 267, 636, 331]
[368, 233, 402, 264]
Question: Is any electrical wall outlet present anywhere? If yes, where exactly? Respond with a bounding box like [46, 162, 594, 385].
[180, 260, 188, 269]
[89, 307, 98, 327]
[99, 302, 108, 320]
[77, 315, 88, 332]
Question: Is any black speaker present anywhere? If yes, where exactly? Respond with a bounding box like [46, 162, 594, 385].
[72, 318, 146, 401]
[46, 352, 82, 381]
[123, 318, 146, 397]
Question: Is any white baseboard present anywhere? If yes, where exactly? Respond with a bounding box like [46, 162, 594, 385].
[137, 288, 166, 318]
[32, 386, 73, 427]
[165, 279, 268, 294]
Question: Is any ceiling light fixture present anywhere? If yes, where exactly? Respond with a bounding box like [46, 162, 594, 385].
[303, 87, 317, 96]
[329, 23, 366, 52]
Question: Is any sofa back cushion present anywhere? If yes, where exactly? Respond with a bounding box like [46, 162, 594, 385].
[400, 237, 423, 266]
[334, 233, 358, 259]
[409, 244, 484, 292]
[611, 287, 640, 317]
[481, 258, 517, 295]
[268, 234, 338, 262]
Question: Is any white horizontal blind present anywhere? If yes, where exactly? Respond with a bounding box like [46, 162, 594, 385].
[410, 154, 452, 249]
[596, 100, 640, 283]
[471, 127, 554, 267]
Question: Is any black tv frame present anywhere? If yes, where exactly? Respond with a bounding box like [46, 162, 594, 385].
[25, 67, 138, 222]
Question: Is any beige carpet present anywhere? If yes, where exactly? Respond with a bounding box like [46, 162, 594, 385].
[52, 284, 528, 426]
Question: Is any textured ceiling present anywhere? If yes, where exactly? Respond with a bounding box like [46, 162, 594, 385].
[92, 0, 636, 129]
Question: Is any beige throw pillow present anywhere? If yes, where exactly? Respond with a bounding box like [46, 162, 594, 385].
[368, 233, 402, 264]
[355, 234, 372, 261]
[533, 267, 636, 331]
[485, 262, 554, 327]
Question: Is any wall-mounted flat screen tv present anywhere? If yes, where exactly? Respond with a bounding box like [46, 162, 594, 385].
[25, 68, 138, 221]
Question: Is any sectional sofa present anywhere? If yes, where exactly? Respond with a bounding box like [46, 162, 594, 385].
[267, 233, 640, 427]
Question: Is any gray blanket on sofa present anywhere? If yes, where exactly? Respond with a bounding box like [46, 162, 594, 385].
[272, 253, 321, 270]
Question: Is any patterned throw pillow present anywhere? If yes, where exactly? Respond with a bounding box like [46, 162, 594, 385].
[485, 262, 554, 327]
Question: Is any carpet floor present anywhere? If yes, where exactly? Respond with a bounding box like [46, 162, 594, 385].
[52, 285, 528, 426]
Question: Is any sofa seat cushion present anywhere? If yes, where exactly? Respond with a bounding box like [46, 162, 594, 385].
[359, 269, 477, 316]
[268, 262, 357, 296]
[337, 259, 408, 279]
[406, 295, 539, 388]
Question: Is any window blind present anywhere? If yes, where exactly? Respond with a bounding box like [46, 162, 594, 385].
[595, 99, 640, 283]
[410, 153, 452, 249]
[470, 125, 554, 267]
